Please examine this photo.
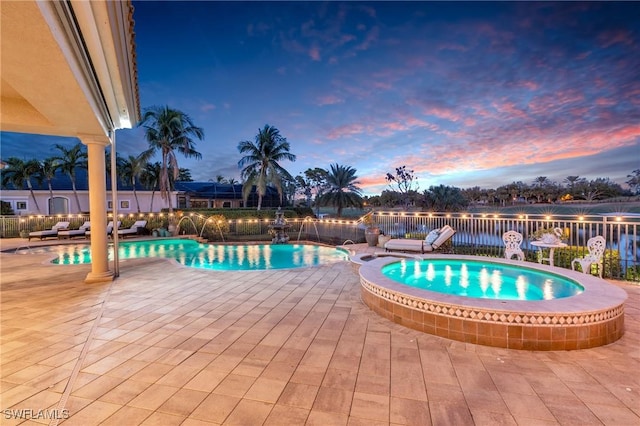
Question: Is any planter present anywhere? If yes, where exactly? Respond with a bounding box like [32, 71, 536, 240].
[365, 227, 380, 247]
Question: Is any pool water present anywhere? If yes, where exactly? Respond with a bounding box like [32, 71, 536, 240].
[23, 239, 348, 270]
[382, 259, 583, 300]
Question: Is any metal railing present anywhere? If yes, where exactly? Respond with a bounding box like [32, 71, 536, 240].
[2, 211, 638, 281]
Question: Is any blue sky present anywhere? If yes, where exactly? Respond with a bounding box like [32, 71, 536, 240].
[2, 1, 639, 195]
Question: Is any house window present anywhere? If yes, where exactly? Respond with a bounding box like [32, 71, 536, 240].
[107, 201, 113, 209]
[177, 196, 187, 209]
[120, 200, 130, 209]
[16, 201, 27, 210]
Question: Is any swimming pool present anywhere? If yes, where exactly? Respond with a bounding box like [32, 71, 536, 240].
[381, 258, 583, 300]
[356, 255, 627, 350]
[18, 239, 349, 270]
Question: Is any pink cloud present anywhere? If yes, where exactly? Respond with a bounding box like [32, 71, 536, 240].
[491, 100, 527, 119]
[404, 123, 640, 179]
[326, 123, 366, 139]
[316, 95, 344, 106]
[598, 29, 635, 48]
[424, 107, 461, 122]
[437, 42, 468, 52]
[520, 80, 539, 91]
[309, 46, 321, 61]
[355, 26, 379, 51]
[200, 103, 216, 112]
[595, 98, 616, 106]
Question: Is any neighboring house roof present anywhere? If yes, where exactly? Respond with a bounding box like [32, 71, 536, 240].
[1, 172, 280, 199]
[175, 182, 246, 200]
[0, 169, 145, 192]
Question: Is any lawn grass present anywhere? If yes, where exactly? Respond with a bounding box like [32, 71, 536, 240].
[314, 201, 640, 218]
[470, 201, 640, 215]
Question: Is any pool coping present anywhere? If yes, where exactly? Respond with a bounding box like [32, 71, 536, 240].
[7, 237, 350, 271]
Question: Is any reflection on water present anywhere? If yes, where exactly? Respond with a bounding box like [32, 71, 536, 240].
[41, 239, 348, 270]
[383, 259, 582, 301]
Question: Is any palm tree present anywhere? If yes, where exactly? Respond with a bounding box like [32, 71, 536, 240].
[118, 153, 150, 213]
[227, 177, 239, 201]
[627, 169, 640, 195]
[1, 157, 42, 213]
[38, 158, 59, 214]
[564, 175, 581, 196]
[140, 162, 161, 212]
[318, 164, 363, 217]
[304, 167, 330, 216]
[423, 184, 468, 211]
[237, 124, 296, 210]
[139, 105, 204, 213]
[53, 143, 87, 212]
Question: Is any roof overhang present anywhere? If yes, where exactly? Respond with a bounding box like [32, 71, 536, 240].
[1, 0, 140, 139]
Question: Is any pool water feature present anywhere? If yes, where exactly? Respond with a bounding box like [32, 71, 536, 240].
[22, 239, 348, 270]
[382, 259, 583, 301]
[357, 255, 627, 350]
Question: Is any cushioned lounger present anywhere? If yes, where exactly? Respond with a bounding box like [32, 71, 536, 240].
[57, 221, 91, 239]
[117, 220, 147, 237]
[86, 221, 120, 238]
[384, 225, 456, 253]
[28, 221, 70, 241]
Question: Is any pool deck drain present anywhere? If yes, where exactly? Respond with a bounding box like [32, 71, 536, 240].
[1, 237, 639, 425]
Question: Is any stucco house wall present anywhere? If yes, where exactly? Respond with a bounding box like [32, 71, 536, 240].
[1, 189, 173, 215]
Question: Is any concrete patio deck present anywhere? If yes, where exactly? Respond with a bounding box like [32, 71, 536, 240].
[1, 238, 639, 425]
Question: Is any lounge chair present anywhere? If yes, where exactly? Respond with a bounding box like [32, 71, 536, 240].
[503, 230, 525, 261]
[385, 225, 456, 253]
[571, 236, 606, 278]
[28, 221, 70, 241]
[57, 221, 91, 239]
[86, 221, 120, 238]
[117, 220, 147, 237]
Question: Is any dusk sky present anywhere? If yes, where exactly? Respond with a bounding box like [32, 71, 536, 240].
[2, 1, 639, 195]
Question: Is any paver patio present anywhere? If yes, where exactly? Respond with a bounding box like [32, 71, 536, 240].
[1, 238, 638, 425]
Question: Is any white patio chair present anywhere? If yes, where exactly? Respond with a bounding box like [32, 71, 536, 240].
[571, 236, 606, 278]
[502, 230, 525, 261]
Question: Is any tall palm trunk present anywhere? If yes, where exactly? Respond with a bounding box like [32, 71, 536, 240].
[47, 181, 54, 214]
[26, 180, 41, 213]
[71, 178, 82, 212]
[161, 149, 173, 214]
[129, 174, 141, 213]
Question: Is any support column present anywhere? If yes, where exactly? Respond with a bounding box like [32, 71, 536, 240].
[80, 135, 114, 284]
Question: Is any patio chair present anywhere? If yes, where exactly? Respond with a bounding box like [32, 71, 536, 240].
[571, 235, 606, 278]
[28, 221, 70, 241]
[57, 221, 91, 239]
[502, 230, 525, 261]
[117, 220, 147, 237]
[86, 221, 120, 238]
[385, 225, 456, 254]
